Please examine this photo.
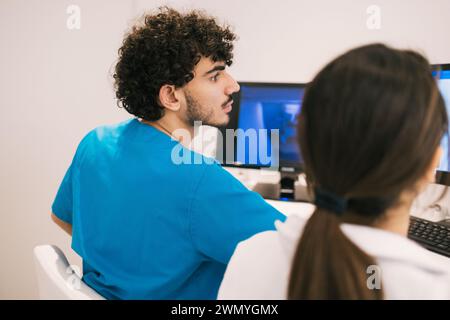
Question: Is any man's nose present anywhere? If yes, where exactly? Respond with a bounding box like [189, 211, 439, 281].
[225, 74, 240, 95]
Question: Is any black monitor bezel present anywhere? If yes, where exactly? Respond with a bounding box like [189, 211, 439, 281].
[216, 81, 307, 172]
[432, 63, 450, 186]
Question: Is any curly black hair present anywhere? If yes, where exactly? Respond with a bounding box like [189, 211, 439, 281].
[113, 7, 236, 121]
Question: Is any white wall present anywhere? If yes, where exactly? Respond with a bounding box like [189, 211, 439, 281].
[1, 0, 450, 299]
[135, 0, 450, 81]
[0, 0, 134, 299]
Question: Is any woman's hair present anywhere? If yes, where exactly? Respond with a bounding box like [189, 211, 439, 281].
[288, 43, 448, 299]
[113, 7, 236, 121]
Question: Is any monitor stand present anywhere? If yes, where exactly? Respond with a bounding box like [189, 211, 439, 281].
[279, 171, 299, 200]
[251, 170, 312, 202]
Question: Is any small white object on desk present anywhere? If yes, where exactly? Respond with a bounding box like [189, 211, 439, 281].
[224, 167, 312, 202]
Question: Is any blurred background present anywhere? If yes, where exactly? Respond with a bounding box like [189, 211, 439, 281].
[1, 0, 450, 299]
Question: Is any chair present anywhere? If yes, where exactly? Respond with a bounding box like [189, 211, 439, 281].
[33, 244, 105, 300]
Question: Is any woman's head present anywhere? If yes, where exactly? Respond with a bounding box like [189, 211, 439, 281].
[289, 43, 448, 299]
[300, 43, 447, 216]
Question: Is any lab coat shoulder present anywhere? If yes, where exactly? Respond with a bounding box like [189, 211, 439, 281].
[343, 222, 450, 299]
[378, 254, 450, 299]
[218, 230, 290, 300]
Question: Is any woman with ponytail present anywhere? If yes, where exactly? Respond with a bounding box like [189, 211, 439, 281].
[218, 43, 450, 299]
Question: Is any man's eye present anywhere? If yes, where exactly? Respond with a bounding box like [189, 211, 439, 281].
[211, 73, 220, 82]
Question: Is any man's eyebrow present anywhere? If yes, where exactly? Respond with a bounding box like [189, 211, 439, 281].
[203, 65, 225, 76]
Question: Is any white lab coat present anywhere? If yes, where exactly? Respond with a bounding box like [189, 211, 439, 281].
[218, 213, 450, 300]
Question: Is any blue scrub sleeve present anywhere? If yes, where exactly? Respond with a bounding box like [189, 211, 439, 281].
[51, 163, 74, 224]
[51, 131, 94, 224]
[189, 164, 286, 264]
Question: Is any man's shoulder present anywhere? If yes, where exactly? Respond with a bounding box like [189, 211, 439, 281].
[172, 153, 224, 180]
[166, 153, 247, 194]
[84, 119, 135, 142]
[191, 158, 242, 183]
[70, 119, 136, 163]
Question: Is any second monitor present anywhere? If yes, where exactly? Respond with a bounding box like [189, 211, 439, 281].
[216, 82, 306, 173]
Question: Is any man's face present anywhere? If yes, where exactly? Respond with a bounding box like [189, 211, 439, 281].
[180, 57, 240, 127]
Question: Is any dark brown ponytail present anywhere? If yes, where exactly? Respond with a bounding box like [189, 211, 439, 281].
[288, 208, 383, 299]
[288, 44, 448, 299]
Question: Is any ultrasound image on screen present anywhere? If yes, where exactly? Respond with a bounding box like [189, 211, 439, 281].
[236, 85, 304, 167]
[435, 69, 450, 173]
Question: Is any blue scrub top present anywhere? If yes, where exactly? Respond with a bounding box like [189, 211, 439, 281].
[52, 118, 285, 299]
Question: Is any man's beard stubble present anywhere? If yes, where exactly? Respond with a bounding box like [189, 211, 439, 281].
[185, 92, 231, 127]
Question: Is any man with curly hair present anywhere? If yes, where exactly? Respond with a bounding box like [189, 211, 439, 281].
[50, 7, 285, 300]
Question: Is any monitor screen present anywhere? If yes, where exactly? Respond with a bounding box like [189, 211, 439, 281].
[433, 64, 450, 185]
[216, 82, 306, 171]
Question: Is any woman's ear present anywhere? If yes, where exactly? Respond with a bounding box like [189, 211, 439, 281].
[425, 146, 443, 183]
[158, 84, 181, 112]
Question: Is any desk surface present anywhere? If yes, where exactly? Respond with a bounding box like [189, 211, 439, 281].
[265, 198, 436, 221]
[266, 199, 315, 218]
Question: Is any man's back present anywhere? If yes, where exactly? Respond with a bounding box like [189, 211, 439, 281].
[52, 118, 285, 299]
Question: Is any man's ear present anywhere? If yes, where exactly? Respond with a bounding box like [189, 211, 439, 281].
[158, 84, 182, 111]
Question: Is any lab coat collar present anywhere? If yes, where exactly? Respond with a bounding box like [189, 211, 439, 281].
[342, 222, 450, 274]
[276, 214, 450, 275]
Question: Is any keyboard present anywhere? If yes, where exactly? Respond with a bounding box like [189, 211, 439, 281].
[408, 216, 450, 258]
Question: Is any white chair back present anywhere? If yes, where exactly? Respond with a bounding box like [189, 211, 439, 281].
[33, 244, 105, 300]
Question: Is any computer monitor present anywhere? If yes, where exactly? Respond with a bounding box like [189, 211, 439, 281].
[432, 64, 450, 186]
[216, 82, 306, 172]
[216, 71, 450, 185]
